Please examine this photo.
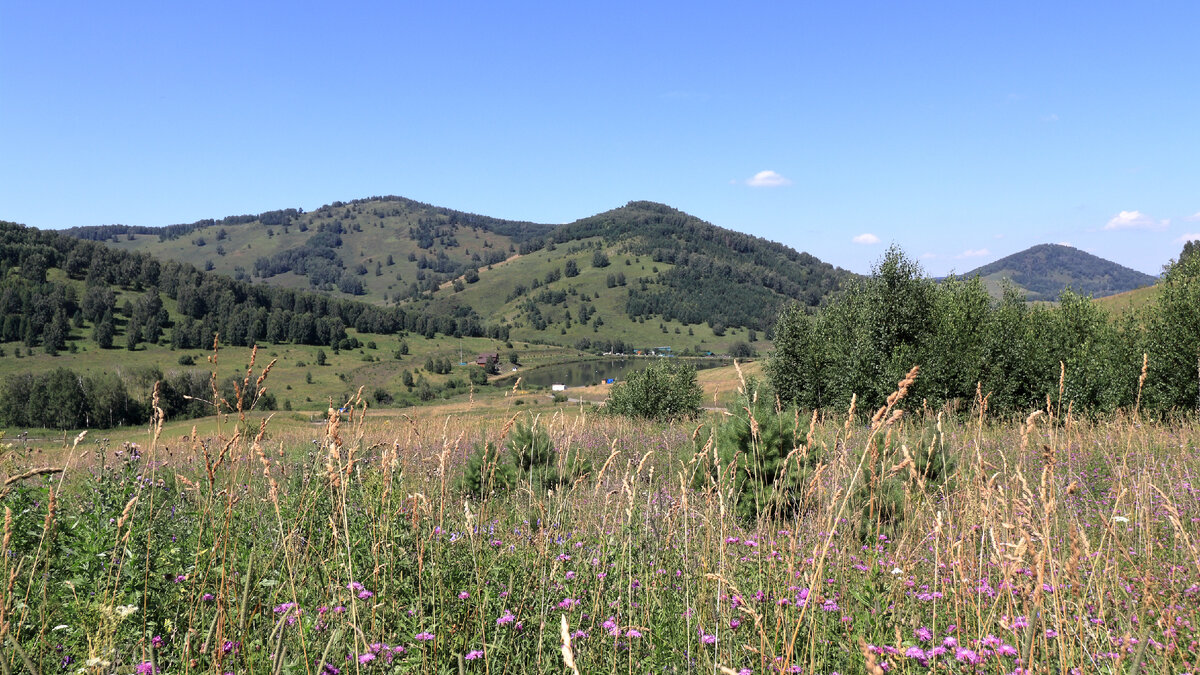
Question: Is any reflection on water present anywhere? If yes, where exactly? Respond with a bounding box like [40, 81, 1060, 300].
[516, 359, 732, 389]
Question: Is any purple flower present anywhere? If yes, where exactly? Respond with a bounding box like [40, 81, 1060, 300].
[151, 635, 163, 648]
[358, 590, 373, 600]
[915, 626, 932, 642]
[415, 632, 435, 642]
[497, 610, 515, 625]
[458, 591, 470, 600]
[626, 629, 643, 638]
[701, 633, 717, 645]
[201, 593, 215, 602]
[358, 653, 375, 664]
[954, 648, 980, 664]
[136, 662, 156, 675]
[904, 647, 926, 660]
[465, 650, 484, 660]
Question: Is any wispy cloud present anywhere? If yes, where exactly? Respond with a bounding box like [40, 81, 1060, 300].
[957, 248, 990, 258]
[852, 233, 880, 245]
[1104, 210, 1169, 231]
[1042, 113, 1059, 122]
[745, 170, 792, 188]
[1186, 211, 1200, 222]
[1057, 241, 1073, 247]
[1176, 232, 1200, 244]
[920, 252, 938, 260]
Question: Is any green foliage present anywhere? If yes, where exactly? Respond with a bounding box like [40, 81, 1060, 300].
[849, 421, 957, 539]
[1140, 250, 1200, 411]
[458, 418, 592, 497]
[769, 246, 1144, 415]
[458, 441, 518, 497]
[604, 360, 702, 421]
[695, 384, 822, 520]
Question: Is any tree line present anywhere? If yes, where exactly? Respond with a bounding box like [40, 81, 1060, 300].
[767, 246, 1199, 416]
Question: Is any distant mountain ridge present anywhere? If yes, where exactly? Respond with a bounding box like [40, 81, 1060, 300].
[962, 243, 1157, 302]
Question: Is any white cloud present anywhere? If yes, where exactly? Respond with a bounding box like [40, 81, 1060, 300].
[1176, 232, 1200, 244]
[1185, 211, 1200, 222]
[1057, 241, 1073, 247]
[852, 233, 880, 245]
[957, 248, 990, 258]
[1104, 210, 1169, 231]
[745, 170, 792, 188]
[1042, 113, 1060, 122]
[920, 252, 938, 259]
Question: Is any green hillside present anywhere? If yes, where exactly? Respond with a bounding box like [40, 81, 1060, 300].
[963, 243, 1157, 302]
[67, 198, 854, 349]
[0, 219, 584, 430]
[68, 196, 555, 307]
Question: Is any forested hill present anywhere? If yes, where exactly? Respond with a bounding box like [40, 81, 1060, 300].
[64, 196, 556, 307]
[0, 220, 502, 355]
[544, 201, 854, 330]
[963, 243, 1157, 301]
[64, 197, 853, 342]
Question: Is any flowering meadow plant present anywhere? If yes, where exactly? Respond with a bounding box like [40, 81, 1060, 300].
[3, 362, 1200, 673]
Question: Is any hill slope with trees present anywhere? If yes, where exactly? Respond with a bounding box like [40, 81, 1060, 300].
[963, 243, 1157, 301]
[65, 197, 855, 350]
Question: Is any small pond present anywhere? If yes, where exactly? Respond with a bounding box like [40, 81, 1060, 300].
[514, 358, 733, 389]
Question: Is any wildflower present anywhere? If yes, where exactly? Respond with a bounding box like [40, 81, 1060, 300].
[1045, 629, 1058, 638]
[904, 646, 926, 660]
[151, 635, 164, 648]
[700, 633, 717, 645]
[202, 593, 215, 602]
[942, 636, 958, 648]
[415, 632, 435, 641]
[954, 648, 979, 664]
[497, 610, 515, 625]
[915, 626, 932, 642]
[358, 653, 375, 664]
[358, 589, 374, 599]
[136, 662, 155, 675]
[115, 605, 138, 618]
[822, 599, 839, 612]
[459, 591, 470, 600]
[626, 629, 643, 638]
[465, 650, 484, 660]
[322, 664, 341, 675]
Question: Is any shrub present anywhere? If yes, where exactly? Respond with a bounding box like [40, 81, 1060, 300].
[458, 442, 517, 497]
[694, 382, 821, 520]
[604, 361, 702, 421]
[849, 418, 957, 540]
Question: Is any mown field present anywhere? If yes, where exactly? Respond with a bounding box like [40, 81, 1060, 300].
[3, 361, 1199, 674]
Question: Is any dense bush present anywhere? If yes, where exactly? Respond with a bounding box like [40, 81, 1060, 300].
[768, 245, 1155, 415]
[604, 361, 702, 421]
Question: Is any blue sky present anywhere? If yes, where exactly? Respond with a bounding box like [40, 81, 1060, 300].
[2, 1, 1197, 276]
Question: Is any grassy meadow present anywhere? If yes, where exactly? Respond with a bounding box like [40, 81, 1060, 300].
[3, 358, 1200, 674]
